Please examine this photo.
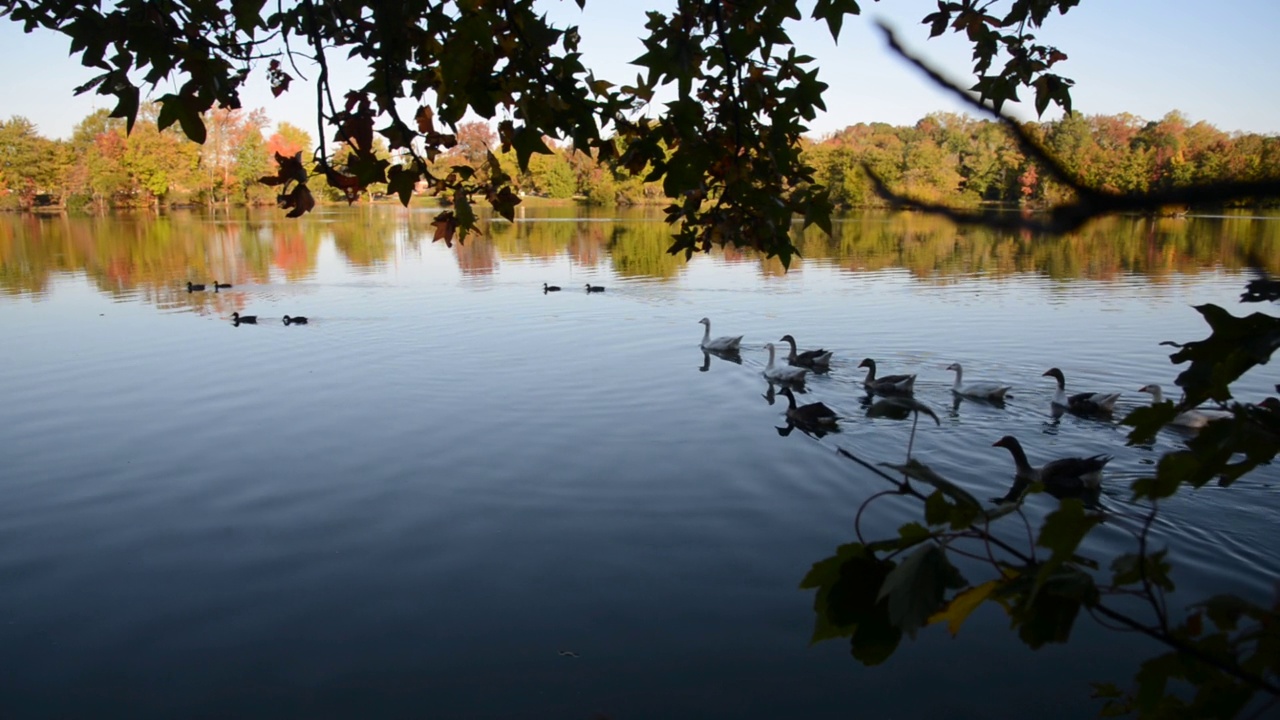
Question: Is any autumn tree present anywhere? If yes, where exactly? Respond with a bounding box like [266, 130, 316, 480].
[196, 108, 270, 205]
[267, 122, 313, 160]
[0, 116, 64, 209]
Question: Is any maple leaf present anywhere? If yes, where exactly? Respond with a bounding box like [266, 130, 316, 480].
[267, 59, 292, 97]
[259, 152, 308, 187]
[278, 184, 315, 218]
[318, 160, 364, 204]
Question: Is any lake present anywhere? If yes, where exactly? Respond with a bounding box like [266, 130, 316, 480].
[1, 206, 1277, 719]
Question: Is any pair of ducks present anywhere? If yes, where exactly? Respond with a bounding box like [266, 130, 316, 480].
[188, 281, 232, 293]
[543, 283, 606, 293]
[231, 312, 309, 326]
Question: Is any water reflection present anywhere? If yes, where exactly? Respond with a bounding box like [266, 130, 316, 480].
[2, 207, 1278, 301]
[700, 348, 742, 372]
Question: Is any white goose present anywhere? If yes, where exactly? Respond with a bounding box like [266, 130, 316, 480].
[945, 362, 1012, 401]
[1042, 368, 1120, 416]
[697, 318, 743, 353]
[763, 343, 809, 384]
[1137, 384, 1233, 429]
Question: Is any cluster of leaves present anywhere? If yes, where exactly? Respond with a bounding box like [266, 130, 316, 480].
[802, 277, 1280, 717]
[1, 0, 1087, 260]
[922, 0, 1077, 116]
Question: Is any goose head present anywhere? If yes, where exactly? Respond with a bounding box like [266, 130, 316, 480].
[858, 358, 875, 370]
[945, 362, 962, 372]
[1137, 384, 1164, 401]
[231, 312, 241, 321]
[1042, 367, 1066, 386]
[779, 334, 797, 345]
[992, 435, 1022, 452]
[697, 318, 710, 326]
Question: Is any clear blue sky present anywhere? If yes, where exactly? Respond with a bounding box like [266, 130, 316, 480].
[1, 0, 1277, 140]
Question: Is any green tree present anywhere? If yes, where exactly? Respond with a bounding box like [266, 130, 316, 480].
[0, 116, 64, 208]
[527, 151, 577, 199]
[121, 104, 201, 207]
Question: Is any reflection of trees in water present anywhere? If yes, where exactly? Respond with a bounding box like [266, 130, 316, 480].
[272, 227, 321, 280]
[798, 211, 1280, 281]
[0, 209, 322, 298]
[329, 210, 397, 268]
[569, 225, 605, 268]
[4, 208, 1278, 295]
[609, 223, 685, 279]
[454, 235, 496, 276]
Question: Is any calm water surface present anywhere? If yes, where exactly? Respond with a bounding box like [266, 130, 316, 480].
[1, 207, 1278, 719]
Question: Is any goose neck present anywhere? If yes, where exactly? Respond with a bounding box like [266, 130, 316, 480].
[1004, 441, 1034, 475]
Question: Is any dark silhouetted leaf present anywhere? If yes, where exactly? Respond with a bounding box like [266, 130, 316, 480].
[877, 544, 967, 638]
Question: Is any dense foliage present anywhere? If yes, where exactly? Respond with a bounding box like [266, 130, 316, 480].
[0, 0, 1085, 258]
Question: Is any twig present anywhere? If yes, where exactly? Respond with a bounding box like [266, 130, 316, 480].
[1092, 604, 1280, 697]
[1015, 506, 1038, 563]
[870, 22, 1280, 233]
[1136, 501, 1169, 632]
[854, 490, 896, 545]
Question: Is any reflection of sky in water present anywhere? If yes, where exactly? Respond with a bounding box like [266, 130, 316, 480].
[0, 208, 1277, 719]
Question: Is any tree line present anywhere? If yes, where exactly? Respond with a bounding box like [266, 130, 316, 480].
[807, 110, 1280, 209]
[2, 108, 1278, 214]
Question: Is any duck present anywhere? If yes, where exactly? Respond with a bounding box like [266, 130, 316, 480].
[991, 435, 1111, 503]
[778, 334, 832, 369]
[283, 315, 308, 325]
[213, 281, 232, 291]
[777, 386, 838, 427]
[858, 358, 915, 395]
[946, 362, 1012, 401]
[763, 343, 809, 385]
[543, 283, 561, 292]
[585, 284, 606, 293]
[187, 281, 206, 292]
[1042, 368, 1120, 416]
[231, 312, 258, 325]
[1137, 384, 1232, 428]
[698, 318, 743, 353]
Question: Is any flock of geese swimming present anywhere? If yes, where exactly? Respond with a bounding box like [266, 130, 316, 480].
[697, 317, 1239, 504]
[186, 282, 309, 327]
